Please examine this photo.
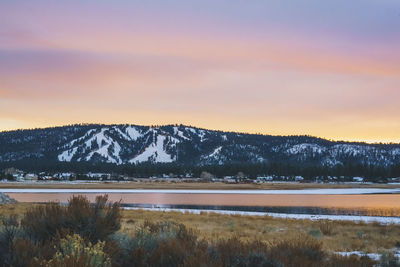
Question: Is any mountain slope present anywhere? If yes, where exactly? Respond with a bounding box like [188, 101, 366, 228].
[0, 124, 400, 167]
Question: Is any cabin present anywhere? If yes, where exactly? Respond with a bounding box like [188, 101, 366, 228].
[255, 176, 274, 183]
[353, 177, 364, 182]
[24, 173, 38, 181]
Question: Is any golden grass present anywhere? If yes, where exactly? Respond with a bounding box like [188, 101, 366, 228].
[0, 181, 399, 190]
[119, 209, 400, 254]
[1, 203, 400, 255]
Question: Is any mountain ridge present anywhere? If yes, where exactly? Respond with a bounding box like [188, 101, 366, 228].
[2, 123, 397, 145]
[1, 124, 400, 167]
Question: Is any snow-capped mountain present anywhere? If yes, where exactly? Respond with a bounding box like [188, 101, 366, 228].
[0, 124, 400, 167]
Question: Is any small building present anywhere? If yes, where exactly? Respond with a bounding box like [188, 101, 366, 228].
[86, 172, 111, 180]
[3, 168, 25, 181]
[353, 177, 364, 182]
[255, 176, 274, 183]
[388, 177, 400, 183]
[24, 173, 38, 181]
[295, 176, 304, 181]
[54, 172, 76, 180]
[3, 167, 24, 176]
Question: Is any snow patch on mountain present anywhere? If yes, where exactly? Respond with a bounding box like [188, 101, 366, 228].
[129, 135, 174, 164]
[330, 144, 370, 157]
[58, 147, 78, 162]
[322, 157, 343, 167]
[286, 144, 326, 155]
[391, 148, 400, 156]
[173, 127, 190, 140]
[208, 146, 222, 158]
[64, 128, 97, 147]
[125, 126, 142, 141]
[59, 128, 123, 164]
[200, 146, 227, 165]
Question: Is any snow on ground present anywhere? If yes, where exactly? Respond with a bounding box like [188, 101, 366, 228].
[335, 250, 400, 262]
[123, 207, 400, 225]
[63, 128, 97, 147]
[204, 146, 222, 159]
[125, 126, 142, 141]
[58, 128, 123, 164]
[57, 147, 78, 161]
[84, 128, 122, 164]
[286, 143, 326, 155]
[173, 127, 190, 140]
[129, 135, 174, 163]
[335, 251, 382, 261]
[1, 188, 400, 194]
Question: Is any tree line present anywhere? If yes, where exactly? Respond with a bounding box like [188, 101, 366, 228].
[1, 160, 400, 182]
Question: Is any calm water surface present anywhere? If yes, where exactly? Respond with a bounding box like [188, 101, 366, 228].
[8, 193, 400, 210]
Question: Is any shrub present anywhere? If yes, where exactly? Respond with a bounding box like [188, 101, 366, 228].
[318, 220, 335, 236]
[11, 238, 41, 267]
[212, 237, 279, 267]
[34, 234, 111, 267]
[21, 203, 67, 243]
[268, 234, 324, 266]
[135, 221, 199, 266]
[308, 229, 322, 239]
[0, 215, 20, 266]
[66, 195, 121, 243]
[21, 195, 121, 244]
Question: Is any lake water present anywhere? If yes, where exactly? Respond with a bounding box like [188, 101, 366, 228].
[6, 189, 400, 216]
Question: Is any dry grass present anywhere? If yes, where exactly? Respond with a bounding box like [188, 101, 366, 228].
[1, 203, 400, 255]
[119, 208, 400, 254]
[0, 181, 399, 190]
[0, 203, 32, 219]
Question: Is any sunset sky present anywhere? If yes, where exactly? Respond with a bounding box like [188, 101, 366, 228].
[1, 0, 400, 142]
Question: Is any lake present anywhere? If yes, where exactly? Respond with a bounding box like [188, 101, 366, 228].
[4, 188, 400, 216]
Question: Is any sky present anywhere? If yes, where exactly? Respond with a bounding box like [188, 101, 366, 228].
[1, 0, 400, 143]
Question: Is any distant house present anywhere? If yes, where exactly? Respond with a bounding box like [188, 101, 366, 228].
[86, 172, 111, 180]
[223, 176, 236, 183]
[353, 177, 364, 182]
[3, 168, 25, 181]
[295, 176, 304, 181]
[54, 172, 76, 180]
[255, 176, 274, 183]
[24, 173, 38, 181]
[3, 167, 23, 176]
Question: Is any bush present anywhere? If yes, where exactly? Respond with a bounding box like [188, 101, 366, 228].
[268, 234, 324, 266]
[0, 215, 20, 266]
[21, 203, 67, 243]
[212, 237, 279, 267]
[34, 234, 111, 267]
[318, 220, 335, 236]
[21, 195, 121, 243]
[66, 195, 121, 243]
[135, 221, 199, 266]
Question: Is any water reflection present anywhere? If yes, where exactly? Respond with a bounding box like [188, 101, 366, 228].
[9, 192, 400, 210]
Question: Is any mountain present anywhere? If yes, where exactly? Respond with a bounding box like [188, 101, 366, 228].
[0, 124, 400, 167]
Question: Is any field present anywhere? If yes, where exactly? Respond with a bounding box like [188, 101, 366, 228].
[1, 202, 399, 255]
